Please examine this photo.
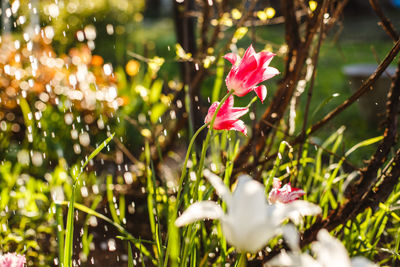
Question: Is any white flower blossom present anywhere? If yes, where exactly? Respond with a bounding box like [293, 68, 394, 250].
[175, 170, 321, 253]
[267, 228, 378, 267]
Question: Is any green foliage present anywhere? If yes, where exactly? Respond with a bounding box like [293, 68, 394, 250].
[2, 2, 400, 266]
[62, 133, 114, 267]
[0, 160, 66, 266]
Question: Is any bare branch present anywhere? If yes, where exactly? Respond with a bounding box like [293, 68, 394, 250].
[369, 0, 399, 41]
[297, 39, 400, 141]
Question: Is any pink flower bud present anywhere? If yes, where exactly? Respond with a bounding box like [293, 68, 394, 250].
[269, 178, 305, 204]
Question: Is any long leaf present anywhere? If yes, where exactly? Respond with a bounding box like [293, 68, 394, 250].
[60, 201, 156, 263]
[63, 134, 115, 267]
[55, 203, 65, 264]
[345, 135, 383, 157]
[81, 133, 115, 172]
[128, 242, 134, 267]
[211, 58, 225, 103]
[63, 186, 75, 267]
[107, 174, 121, 224]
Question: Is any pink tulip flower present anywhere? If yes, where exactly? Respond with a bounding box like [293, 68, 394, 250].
[205, 95, 249, 135]
[224, 45, 279, 103]
[0, 253, 26, 267]
[269, 178, 305, 204]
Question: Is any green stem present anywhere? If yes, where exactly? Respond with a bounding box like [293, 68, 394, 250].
[236, 253, 247, 267]
[167, 122, 209, 267]
[176, 122, 210, 205]
[167, 91, 234, 267]
[246, 96, 258, 109]
[195, 90, 234, 198]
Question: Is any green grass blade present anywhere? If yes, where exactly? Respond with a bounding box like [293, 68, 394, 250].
[55, 203, 65, 264]
[81, 133, 115, 172]
[63, 134, 115, 267]
[266, 141, 290, 192]
[63, 185, 76, 267]
[211, 57, 225, 102]
[166, 202, 180, 267]
[19, 97, 35, 134]
[119, 190, 126, 223]
[145, 142, 156, 238]
[345, 135, 383, 157]
[310, 93, 339, 121]
[394, 228, 400, 264]
[82, 196, 102, 259]
[128, 242, 134, 267]
[107, 174, 121, 224]
[60, 201, 156, 263]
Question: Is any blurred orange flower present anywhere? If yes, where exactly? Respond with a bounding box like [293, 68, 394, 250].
[125, 59, 140, 76]
[91, 55, 104, 66]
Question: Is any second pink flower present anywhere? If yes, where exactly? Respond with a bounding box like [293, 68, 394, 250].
[204, 95, 249, 135]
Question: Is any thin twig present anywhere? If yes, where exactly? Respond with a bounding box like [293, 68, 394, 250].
[200, 0, 211, 53]
[114, 137, 140, 165]
[369, 0, 399, 41]
[295, 39, 400, 142]
[296, 0, 328, 180]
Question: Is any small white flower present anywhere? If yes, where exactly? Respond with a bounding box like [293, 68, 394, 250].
[267, 228, 378, 267]
[175, 170, 321, 253]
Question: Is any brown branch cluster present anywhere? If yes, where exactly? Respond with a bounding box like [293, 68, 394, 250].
[233, 0, 349, 174]
[247, 1, 400, 263]
[150, 0, 259, 164]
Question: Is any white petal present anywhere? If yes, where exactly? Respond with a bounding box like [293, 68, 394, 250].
[273, 200, 321, 225]
[220, 175, 274, 253]
[222, 218, 280, 253]
[351, 257, 378, 267]
[312, 229, 352, 267]
[267, 251, 321, 267]
[229, 175, 269, 229]
[282, 224, 300, 252]
[175, 201, 224, 227]
[203, 169, 232, 205]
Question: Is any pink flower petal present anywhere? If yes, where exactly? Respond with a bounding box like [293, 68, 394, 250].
[215, 119, 237, 130]
[229, 85, 253, 97]
[204, 102, 219, 124]
[272, 178, 282, 189]
[204, 96, 248, 135]
[287, 189, 306, 202]
[269, 181, 305, 204]
[224, 44, 279, 100]
[213, 95, 234, 121]
[0, 253, 26, 267]
[263, 67, 280, 80]
[224, 53, 240, 65]
[254, 85, 267, 103]
[231, 120, 247, 136]
[242, 44, 256, 61]
[224, 94, 235, 109]
[229, 107, 249, 119]
[236, 57, 258, 81]
[243, 70, 263, 89]
[259, 51, 276, 67]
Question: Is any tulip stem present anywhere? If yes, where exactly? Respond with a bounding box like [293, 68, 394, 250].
[168, 121, 210, 267]
[168, 90, 233, 267]
[176, 122, 210, 205]
[246, 96, 258, 109]
[195, 90, 234, 198]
